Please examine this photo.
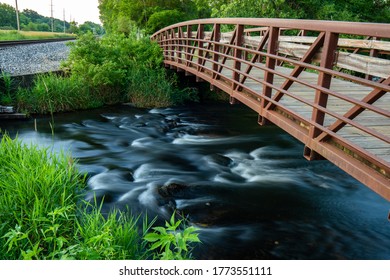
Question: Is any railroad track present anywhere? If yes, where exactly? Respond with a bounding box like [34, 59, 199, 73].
[0, 37, 76, 48]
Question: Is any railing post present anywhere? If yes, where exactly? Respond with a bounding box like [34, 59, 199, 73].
[259, 26, 279, 125]
[170, 29, 175, 62]
[230, 24, 244, 104]
[186, 25, 192, 67]
[304, 31, 339, 160]
[197, 24, 205, 74]
[177, 27, 183, 65]
[233, 24, 244, 91]
[163, 30, 169, 67]
[212, 24, 221, 80]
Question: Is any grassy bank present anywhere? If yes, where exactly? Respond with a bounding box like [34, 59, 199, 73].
[0, 135, 148, 259]
[0, 30, 76, 41]
[5, 33, 198, 114]
[0, 135, 200, 260]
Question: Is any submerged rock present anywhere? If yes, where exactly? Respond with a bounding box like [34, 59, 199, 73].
[159, 182, 189, 198]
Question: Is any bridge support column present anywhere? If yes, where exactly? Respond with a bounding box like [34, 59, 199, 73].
[257, 115, 274, 126]
[303, 146, 324, 161]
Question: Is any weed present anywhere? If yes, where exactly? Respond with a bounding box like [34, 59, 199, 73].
[144, 212, 201, 260]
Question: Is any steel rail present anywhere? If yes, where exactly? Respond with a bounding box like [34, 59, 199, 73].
[152, 18, 390, 200]
[0, 37, 76, 48]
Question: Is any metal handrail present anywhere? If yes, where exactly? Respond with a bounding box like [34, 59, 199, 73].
[151, 18, 390, 200]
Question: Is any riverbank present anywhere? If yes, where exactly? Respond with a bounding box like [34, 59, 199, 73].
[1, 33, 199, 115]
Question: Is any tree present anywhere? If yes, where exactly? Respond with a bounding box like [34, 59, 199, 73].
[98, 0, 199, 34]
[0, 3, 17, 29]
[146, 10, 186, 34]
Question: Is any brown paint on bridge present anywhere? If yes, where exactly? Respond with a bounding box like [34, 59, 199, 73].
[151, 18, 390, 201]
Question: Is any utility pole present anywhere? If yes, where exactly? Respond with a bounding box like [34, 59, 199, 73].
[15, 0, 20, 31]
[63, 9, 66, 33]
[51, 0, 54, 32]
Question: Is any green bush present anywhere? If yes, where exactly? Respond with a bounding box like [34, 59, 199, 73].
[62, 33, 197, 109]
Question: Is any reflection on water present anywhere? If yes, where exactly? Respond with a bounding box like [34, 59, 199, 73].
[2, 103, 389, 259]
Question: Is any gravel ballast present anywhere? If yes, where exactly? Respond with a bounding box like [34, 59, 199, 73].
[0, 41, 72, 76]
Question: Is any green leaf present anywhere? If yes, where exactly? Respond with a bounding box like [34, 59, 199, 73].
[152, 226, 167, 235]
[144, 233, 161, 242]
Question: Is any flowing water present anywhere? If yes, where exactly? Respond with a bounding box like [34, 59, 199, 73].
[2, 103, 389, 259]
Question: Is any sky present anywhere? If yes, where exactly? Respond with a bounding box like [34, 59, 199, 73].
[1, 0, 101, 24]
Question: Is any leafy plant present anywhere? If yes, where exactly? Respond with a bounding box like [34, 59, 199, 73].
[0, 70, 14, 105]
[144, 212, 201, 260]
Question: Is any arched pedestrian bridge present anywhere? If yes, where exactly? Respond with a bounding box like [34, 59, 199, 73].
[151, 18, 390, 201]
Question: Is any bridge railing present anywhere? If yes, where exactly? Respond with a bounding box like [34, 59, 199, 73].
[151, 18, 390, 200]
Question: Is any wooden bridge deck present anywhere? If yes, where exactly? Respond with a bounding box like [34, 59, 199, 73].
[152, 18, 390, 201]
[214, 61, 390, 163]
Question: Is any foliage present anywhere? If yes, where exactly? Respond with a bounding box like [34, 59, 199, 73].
[0, 134, 84, 259]
[0, 71, 14, 105]
[0, 4, 103, 34]
[62, 33, 196, 109]
[0, 3, 17, 29]
[73, 205, 152, 260]
[98, 0, 199, 34]
[127, 66, 198, 108]
[144, 212, 201, 260]
[16, 73, 103, 114]
[146, 10, 187, 35]
[210, 0, 390, 23]
[0, 135, 202, 260]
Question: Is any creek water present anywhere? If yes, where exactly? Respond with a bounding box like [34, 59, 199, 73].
[2, 103, 389, 259]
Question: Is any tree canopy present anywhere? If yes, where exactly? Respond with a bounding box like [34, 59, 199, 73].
[0, 3, 104, 34]
[97, 0, 390, 35]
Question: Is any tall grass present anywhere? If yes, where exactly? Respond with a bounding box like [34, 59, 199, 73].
[0, 135, 200, 260]
[16, 74, 104, 114]
[0, 135, 149, 260]
[0, 134, 83, 259]
[0, 30, 75, 41]
[127, 66, 198, 108]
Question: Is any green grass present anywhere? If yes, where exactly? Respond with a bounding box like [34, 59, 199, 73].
[0, 135, 149, 260]
[16, 73, 104, 114]
[0, 30, 75, 41]
[127, 66, 198, 108]
[0, 135, 200, 260]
